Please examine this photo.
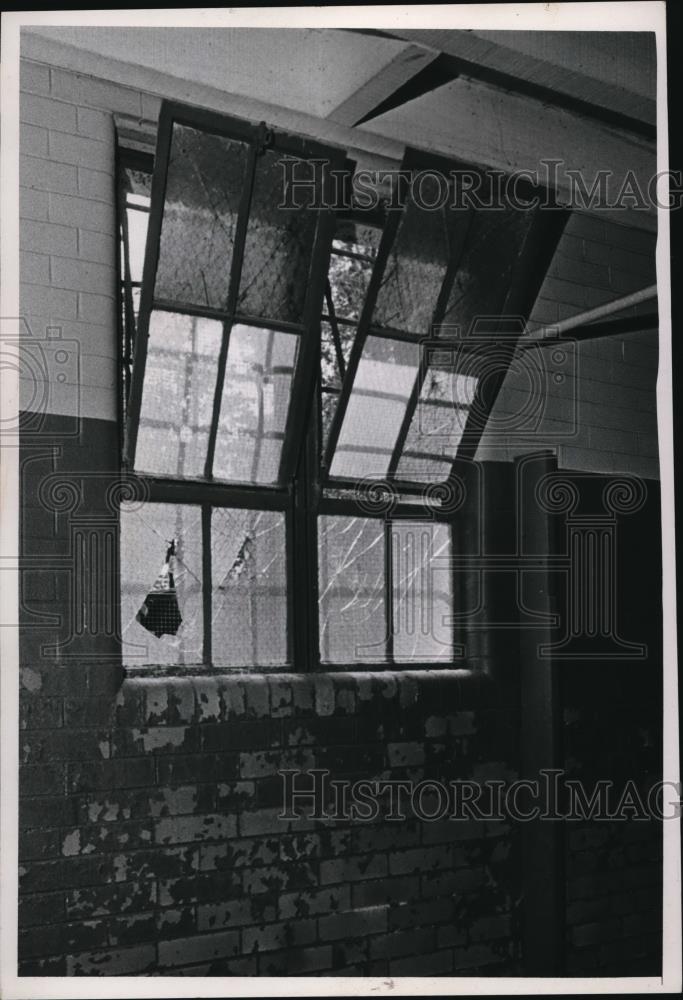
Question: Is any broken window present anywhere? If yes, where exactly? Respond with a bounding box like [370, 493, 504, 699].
[118, 101, 566, 670]
[318, 516, 454, 665]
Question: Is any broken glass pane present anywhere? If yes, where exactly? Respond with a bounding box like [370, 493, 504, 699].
[391, 522, 453, 662]
[333, 221, 382, 259]
[135, 311, 223, 478]
[213, 324, 298, 484]
[327, 252, 373, 322]
[397, 368, 478, 481]
[120, 501, 203, 666]
[441, 206, 536, 335]
[329, 336, 418, 480]
[155, 123, 249, 309]
[119, 164, 152, 206]
[126, 207, 149, 284]
[318, 515, 387, 664]
[238, 149, 318, 323]
[373, 174, 454, 334]
[211, 508, 288, 667]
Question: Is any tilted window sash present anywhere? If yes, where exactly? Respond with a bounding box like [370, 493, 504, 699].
[323, 147, 569, 489]
[125, 100, 346, 490]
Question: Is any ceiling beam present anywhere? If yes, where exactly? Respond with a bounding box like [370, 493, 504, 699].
[346, 28, 655, 140]
[359, 76, 657, 229]
[327, 44, 442, 127]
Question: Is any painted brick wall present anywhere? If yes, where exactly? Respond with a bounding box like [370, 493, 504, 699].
[19, 661, 519, 976]
[479, 211, 659, 478]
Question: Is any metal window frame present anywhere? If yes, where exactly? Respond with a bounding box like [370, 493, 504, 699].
[124, 99, 345, 486]
[117, 116, 568, 674]
[323, 149, 570, 492]
[453, 204, 571, 463]
[118, 101, 346, 671]
[315, 500, 458, 669]
[321, 158, 477, 487]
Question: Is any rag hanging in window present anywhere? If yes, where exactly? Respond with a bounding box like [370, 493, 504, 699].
[136, 539, 183, 638]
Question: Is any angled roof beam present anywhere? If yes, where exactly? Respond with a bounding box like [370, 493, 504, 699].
[345, 29, 656, 141]
[328, 43, 443, 127]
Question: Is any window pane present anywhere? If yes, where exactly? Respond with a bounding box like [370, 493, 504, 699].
[126, 207, 149, 284]
[392, 522, 453, 662]
[318, 515, 387, 665]
[329, 336, 418, 480]
[333, 221, 382, 259]
[120, 164, 152, 205]
[441, 206, 536, 333]
[211, 508, 288, 667]
[327, 253, 373, 322]
[373, 175, 454, 334]
[121, 502, 203, 666]
[397, 368, 478, 482]
[238, 149, 318, 323]
[135, 312, 223, 478]
[155, 123, 249, 309]
[214, 324, 298, 484]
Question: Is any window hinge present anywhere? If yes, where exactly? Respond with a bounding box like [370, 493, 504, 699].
[255, 122, 274, 156]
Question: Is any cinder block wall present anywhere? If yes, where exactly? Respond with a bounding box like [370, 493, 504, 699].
[479, 212, 659, 478]
[17, 56, 662, 978]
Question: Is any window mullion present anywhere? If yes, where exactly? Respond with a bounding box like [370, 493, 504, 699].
[385, 518, 395, 666]
[204, 139, 261, 480]
[291, 389, 320, 671]
[201, 503, 212, 666]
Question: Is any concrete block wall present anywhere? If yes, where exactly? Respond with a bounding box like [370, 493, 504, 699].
[19, 59, 121, 425]
[479, 211, 659, 478]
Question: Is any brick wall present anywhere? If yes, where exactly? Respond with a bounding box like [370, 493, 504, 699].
[20, 651, 519, 974]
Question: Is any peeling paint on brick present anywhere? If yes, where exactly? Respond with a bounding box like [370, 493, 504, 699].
[62, 830, 81, 857]
[21, 667, 42, 692]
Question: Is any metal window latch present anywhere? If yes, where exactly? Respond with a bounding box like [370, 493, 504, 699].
[255, 122, 274, 156]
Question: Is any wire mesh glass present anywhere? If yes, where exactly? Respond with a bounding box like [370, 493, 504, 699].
[155, 123, 249, 310]
[391, 522, 453, 662]
[397, 367, 478, 482]
[329, 336, 419, 480]
[373, 173, 455, 334]
[237, 149, 318, 323]
[213, 324, 298, 484]
[211, 508, 288, 667]
[318, 515, 387, 665]
[440, 206, 536, 335]
[135, 311, 223, 478]
[120, 501, 203, 666]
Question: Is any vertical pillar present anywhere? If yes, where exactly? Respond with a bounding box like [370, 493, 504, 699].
[516, 451, 564, 975]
